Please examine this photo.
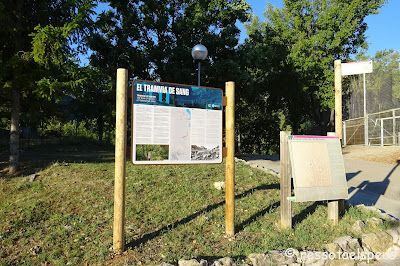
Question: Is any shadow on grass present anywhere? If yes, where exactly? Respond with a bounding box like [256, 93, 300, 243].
[0, 142, 114, 179]
[235, 200, 328, 233]
[126, 183, 280, 249]
[236, 201, 281, 232]
[292, 201, 324, 226]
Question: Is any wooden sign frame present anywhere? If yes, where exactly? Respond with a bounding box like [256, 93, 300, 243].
[280, 132, 348, 228]
[280, 60, 348, 227]
[113, 69, 236, 253]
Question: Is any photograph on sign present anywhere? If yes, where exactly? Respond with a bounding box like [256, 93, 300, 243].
[132, 80, 223, 165]
[288, 136, 348, 202]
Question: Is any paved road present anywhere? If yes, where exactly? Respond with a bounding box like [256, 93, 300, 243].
[237, 154, 400, 220]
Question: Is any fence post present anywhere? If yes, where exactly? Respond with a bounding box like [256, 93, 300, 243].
[393, 110, 396, 145]
[280, 131, 292, 228]
[398, 132, 400, 146]
[113, 68, 128, 253]
[365, 115, 369, 146]
[381, 119, 384, 146]
[343, 121, 346, 147]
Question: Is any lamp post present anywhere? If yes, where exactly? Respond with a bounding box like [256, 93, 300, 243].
[191, 44, 208, 86]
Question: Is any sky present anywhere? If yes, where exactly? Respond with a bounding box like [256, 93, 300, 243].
[239, 0, 400, 58]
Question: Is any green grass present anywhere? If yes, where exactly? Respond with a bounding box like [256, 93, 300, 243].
[0, 143, 398, 265]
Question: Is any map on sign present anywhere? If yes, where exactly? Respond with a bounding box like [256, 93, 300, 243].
[288, 136, 348, 202]
[131, 80, 223, 165]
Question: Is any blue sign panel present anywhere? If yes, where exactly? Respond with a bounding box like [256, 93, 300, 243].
[132, 80, 223, 165]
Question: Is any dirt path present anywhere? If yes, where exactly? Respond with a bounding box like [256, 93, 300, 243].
[342, 145, 400, 165]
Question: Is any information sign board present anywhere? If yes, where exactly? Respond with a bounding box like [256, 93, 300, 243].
[341, 60, 373, 76]
[131, 80, 223, 165]
[288, 135, 348, 202]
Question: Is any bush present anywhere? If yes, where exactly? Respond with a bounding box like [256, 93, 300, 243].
[37, 118, 109, 144]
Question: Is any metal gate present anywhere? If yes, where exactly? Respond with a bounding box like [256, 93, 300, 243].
[343, 108, 400, 146]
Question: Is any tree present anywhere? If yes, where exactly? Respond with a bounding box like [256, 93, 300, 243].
[367, 49, 400, 113]
[70, 67, 114, 144]
[88, 0, 250, 87]
[0, 0, 95, 174]
[87, 0, 148, 79]
[234, 16, 297, 153]
[85, 0, 250, 148]
[242, 0, 385, 138]
[136, 0, 250, 88]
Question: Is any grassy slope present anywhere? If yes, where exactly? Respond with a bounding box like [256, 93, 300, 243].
[0, 143, 397, 265]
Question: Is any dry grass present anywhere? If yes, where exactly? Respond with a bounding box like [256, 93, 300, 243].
[0, 143, 398, 265]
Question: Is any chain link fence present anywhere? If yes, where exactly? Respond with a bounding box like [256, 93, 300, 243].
[343, 50, 400, 146]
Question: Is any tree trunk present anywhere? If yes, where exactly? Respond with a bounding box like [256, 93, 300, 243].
[98, 115, 104, 145]
[9, 0, 24, 174]
[9, 88, 20, 174]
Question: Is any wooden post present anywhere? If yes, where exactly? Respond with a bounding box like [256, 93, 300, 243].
[328, 200, 339, 225]
[225, 81, 235, 236]
[327, 132, 339, 224]
[334, 60, 345, 216]
[280, 131, 292, 228]
[113, 68, 128, 253]
[338, 198, 345, 216]
[334, 60, 342, 140]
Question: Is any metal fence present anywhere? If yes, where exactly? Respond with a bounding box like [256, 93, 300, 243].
[343, 108, 400, 146]
[342, 50, 400, 146]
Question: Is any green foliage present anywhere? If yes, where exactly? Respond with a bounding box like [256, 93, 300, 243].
[136, 145, 169, 161]
[236, 98, 282, 154]
[89, 0, 250, 87]
[368, 50, 400, 106]
[83, 0, 252, 149]
[0, 0, 97, 171]
[69, 67, 115, 144]
[235, 0, 386, 150]
[30, 24, 68, 68]
[37, 118, 108, 144]
[266, 0, 384, 109]
[34, 77, 86, 100]
[0, 0, 390, 158]
[0, 0, 95, 97]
